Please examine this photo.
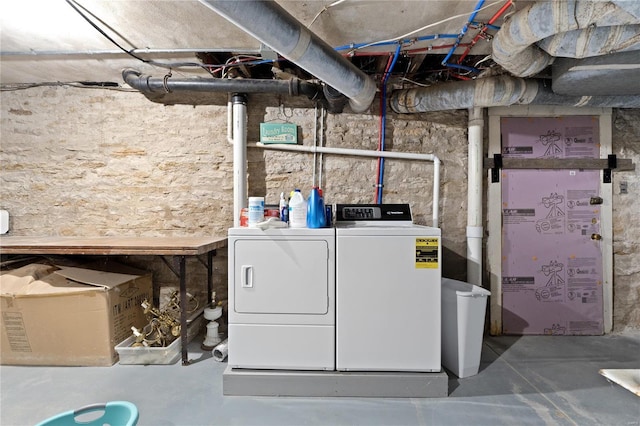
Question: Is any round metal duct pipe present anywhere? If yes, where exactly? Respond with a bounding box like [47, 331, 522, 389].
[390, 76, 640, 113]
[552, 51, 640, 96]
[199, 0, 376, 112]
[492, 0, 640, 77]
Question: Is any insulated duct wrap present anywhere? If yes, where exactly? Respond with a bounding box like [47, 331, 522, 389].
[390, 76, 640, 113]
[537, 24, 640, 58]
[199, 0, 376, 112]
[492, 0, 640, 77]
[390, 76, 537, 112]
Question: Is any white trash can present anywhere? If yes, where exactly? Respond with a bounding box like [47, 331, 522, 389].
[441, 278, 491, 378]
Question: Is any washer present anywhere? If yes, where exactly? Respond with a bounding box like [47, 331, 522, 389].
[227, 227, 335, 370]
[335, 204, 442, 372]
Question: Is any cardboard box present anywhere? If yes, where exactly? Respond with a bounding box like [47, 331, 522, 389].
[259, 122, 297, 144]
[1, 263, 152, 366]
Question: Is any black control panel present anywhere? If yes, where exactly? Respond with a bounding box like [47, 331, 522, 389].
[334, 204, 412, 222]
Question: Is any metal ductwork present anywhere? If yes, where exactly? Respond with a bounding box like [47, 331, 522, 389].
[122, 69, 321, 98]
[198, 0, 376, 112]
[552, 51, 640, 96]
[389, 76, 640, 113]
[536, 24, 640, 59]
[492, 0, 640, 77]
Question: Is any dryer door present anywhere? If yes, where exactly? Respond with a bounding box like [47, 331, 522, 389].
[233, 239, 329, 315]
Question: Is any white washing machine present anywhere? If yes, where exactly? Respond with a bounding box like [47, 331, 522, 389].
[335, 204, 442, 372]
[227, 227, 335, 370]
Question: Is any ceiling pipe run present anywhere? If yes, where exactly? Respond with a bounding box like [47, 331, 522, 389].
[198, 0, 376, 112]
[389, 75, 640, 113]
[492, 0, 640, 77]
[122, 69, 321, 99]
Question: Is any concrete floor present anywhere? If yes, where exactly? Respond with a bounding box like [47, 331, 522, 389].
[2, 332, 639, 426]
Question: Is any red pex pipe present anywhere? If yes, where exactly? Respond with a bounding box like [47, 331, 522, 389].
[457, 0, 513, 64]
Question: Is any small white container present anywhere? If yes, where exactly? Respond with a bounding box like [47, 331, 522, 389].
[115, 335, 181, 365]
[441, 278, 491, 378]
[248, 197, 264, 227]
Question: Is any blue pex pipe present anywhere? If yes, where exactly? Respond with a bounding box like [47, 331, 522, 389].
[445, 63, 481, 73]
[377, 43, 402, 204]
[441, 0, 486, 66]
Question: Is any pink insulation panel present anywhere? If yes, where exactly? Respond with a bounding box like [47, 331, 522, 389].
[501, 116, 604, 335]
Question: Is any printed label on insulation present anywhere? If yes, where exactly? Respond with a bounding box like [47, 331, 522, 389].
[416, 238, 439, 269]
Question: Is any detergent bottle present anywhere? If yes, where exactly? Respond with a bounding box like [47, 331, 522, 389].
[288, 189, 307, 228]
[306, 187, 326, 228]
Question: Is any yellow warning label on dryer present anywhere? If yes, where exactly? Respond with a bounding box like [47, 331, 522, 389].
[416, 237, 439, 269]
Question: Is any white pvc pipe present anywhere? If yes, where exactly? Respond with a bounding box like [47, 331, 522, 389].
[467, 107, 484, 286]
[233, 96, 248, 228]
[256, 142, 440, 227]
[227, 99, 233, 144]
[432, 157, 440, 229]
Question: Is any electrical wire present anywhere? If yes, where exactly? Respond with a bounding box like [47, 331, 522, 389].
[67, 0, 283, 78]
[309, 0, 348, 27]
[64, 0, 147, 65]
[399, 77, 432, 87]
[0, 82, 138, 92]
[346, 0, 503, 54]
[55, 0, 503, 89]
[474, 54, 493, 68]
[65, 0, 222, 75]
[334, 34, 459, 53]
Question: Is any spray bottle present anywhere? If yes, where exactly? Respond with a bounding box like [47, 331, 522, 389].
[279, 192, 289, 224]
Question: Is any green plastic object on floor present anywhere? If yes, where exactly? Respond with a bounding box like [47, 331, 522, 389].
[35, 401, 138, 426]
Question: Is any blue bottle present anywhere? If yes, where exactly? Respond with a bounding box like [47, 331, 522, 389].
[306, 187, 326, 228]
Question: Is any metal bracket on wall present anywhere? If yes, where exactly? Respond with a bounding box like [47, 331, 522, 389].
[603, 154, 617, 184]
[491, 153, 502, 183]
[485, 155, 635, 184]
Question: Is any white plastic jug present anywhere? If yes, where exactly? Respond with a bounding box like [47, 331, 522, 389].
[288, 189, 307, 228]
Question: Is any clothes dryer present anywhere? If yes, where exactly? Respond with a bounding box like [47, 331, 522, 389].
[228, 227, 335, 370]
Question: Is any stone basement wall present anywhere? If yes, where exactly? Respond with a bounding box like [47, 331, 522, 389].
[1, 86, 638, 332]
[612, 109, 640, 332]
